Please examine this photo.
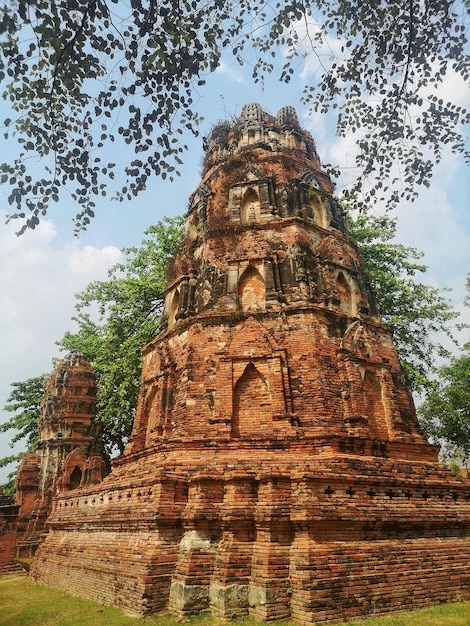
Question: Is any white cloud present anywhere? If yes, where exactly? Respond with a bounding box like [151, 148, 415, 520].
[0, 214, 121, 476]
[302, 116, 364, 193]
[68, 245, 122, 280]
[214, 60, 245, 84]
[420, 64, 469, 109]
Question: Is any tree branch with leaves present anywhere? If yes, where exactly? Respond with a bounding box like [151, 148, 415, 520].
[0, 375, 47, 494]
[1, 0, 468, 233]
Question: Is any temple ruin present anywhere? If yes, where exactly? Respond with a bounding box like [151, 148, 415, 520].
[26, 104, 469, 624]
[14, 352, 108, 559]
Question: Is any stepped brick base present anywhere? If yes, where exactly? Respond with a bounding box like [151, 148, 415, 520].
[31, 443, 470, 623]
[0, 562, 27, 577]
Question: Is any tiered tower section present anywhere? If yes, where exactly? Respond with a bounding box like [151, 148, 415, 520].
[15, 352, 107, 558]
[31, 105, 470, 624]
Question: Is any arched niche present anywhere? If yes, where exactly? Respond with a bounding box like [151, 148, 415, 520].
[239, 265, 265, 312]
[240, 188, 261, 223]
[336, 272, 355, 316]
[68, 466, 82, 490]
[232, 362, 272, 438]
[60, 448, 87, 492]
[362, 370, 389, 439]
[340, 321, 381, 364]
[167, 289, 180, 329]
[214, 318, 294, 429]
[145, 385, 162, 440]
[309, 189, 327, 227]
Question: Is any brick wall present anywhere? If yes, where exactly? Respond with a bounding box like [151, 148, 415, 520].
[0, 496, 19, 568]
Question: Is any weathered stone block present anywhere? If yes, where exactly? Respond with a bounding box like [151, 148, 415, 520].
[210, 583, 249, 617]
[169, 582, 210, 612]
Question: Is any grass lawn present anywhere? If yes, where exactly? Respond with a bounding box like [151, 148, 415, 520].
[0, 576, 469, 626]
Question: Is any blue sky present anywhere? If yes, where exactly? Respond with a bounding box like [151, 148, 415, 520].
[1, 38, 469, 482]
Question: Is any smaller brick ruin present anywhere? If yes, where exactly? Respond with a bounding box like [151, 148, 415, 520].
[0, 495, 19, 573]
[26, 104, 470, 624]
[14, 352, 108, 559]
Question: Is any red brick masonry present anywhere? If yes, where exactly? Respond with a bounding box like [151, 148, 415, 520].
[0, 496, 19, 569]
[30, 104, 470, 624]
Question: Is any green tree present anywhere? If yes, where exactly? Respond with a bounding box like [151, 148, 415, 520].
[0, 374, 47, 494]
[59, 215, 184, 454]
[346, 207, 461, 391]
[418, 343, 470, 470]
[1, 1, 468, 233]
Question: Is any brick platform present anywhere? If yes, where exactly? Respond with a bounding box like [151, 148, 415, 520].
[30, 104, 470, 624]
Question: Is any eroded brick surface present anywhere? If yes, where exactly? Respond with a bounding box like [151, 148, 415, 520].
[0, 495, 19, 571]
[30, 104, 470, 623]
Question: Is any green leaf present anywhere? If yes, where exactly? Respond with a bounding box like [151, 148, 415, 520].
[58, 215, 184, 454]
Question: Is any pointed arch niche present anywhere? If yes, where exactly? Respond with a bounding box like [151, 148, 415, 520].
[61, 448, 87, 491]
[144, 370, 175, 447]
[240, 188, 261, 223]
[145, 386, 163, 440]
[362, 370, 390, 440]
[336, 272, 356, 316]
[239, 265, 266, 312]
[308, 189, 327, 227]
[339, 323, 395, 440]
[232, 362, 273, 438]
[167, 289, 180, 329]
[68, 466, 82, 490]
[214, 318, 294, 438]
[127, 342, 176, 453]
[126, 384, 153, 454]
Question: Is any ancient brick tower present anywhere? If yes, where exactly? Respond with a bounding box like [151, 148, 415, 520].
[15, 352, 107, 558]
[31, 105, 469, 624]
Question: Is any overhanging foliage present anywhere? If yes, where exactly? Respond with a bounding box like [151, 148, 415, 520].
[0, 0, 468, 233]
